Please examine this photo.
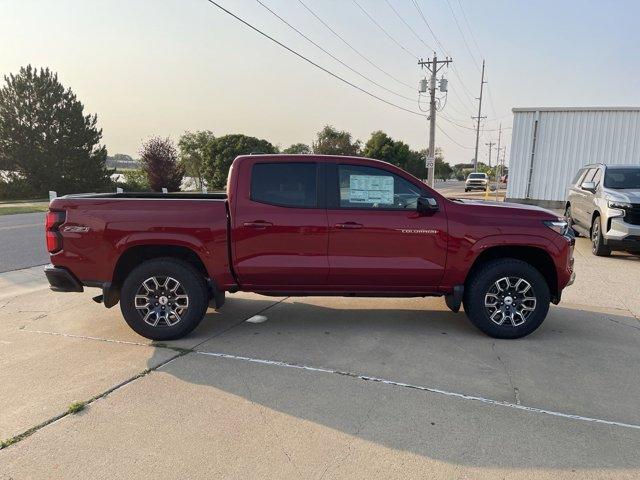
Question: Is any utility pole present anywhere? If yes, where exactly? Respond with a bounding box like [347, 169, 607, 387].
[485, 141, 495, 167]
[472, 60, 487, 172]
[496, 145, 506, 201]
[419, 54, 452, 187]
[494, 124, 502, 195]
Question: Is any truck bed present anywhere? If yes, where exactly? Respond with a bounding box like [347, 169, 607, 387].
[48, 193, 234, 289]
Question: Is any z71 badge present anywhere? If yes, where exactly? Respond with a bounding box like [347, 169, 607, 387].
[62, 225, 90, 233]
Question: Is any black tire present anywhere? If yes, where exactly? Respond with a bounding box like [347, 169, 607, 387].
[464, 188, 469, 192]
[463, 258, 550, 339]
[564, 204, 580, 237]
[591, 215, 611, 257]
[120, 258, 209, 340]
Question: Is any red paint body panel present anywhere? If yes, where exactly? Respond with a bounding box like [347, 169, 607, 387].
[48, 198, 235, 288]
[48, 155, 574, 298]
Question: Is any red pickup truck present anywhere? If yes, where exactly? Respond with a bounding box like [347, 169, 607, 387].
[45, 155, 575, 340]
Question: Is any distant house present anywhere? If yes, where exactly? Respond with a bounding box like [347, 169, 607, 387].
[106, 154, 140, 170]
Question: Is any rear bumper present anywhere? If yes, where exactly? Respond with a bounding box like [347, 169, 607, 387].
[44, 265, 84, 292]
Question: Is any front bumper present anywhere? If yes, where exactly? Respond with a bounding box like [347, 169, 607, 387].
[604, 217, 640, 240]
[44, 265, 84, 292]
[603, 217, 640, 249]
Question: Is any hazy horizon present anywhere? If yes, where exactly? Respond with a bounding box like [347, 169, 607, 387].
[2, 0, 639, 166]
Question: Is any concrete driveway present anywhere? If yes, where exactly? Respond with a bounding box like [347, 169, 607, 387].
[1, 238, 640, 479]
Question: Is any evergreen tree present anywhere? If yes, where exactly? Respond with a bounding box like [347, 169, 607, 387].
[0, 65, 109, 197]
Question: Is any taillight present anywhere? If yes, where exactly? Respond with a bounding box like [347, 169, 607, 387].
[45, 210, 65, 253]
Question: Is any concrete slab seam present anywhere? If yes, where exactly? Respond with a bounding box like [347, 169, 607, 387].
[195, 350, 640, 432]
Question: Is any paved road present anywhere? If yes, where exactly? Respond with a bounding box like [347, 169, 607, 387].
[0, 212, 48, 273]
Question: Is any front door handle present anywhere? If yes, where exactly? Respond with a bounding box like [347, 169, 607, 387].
[335, 222, 363, 229]
[243, 220, 273, 229]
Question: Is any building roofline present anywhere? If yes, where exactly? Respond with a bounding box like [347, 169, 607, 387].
[512, 106, 640, 113]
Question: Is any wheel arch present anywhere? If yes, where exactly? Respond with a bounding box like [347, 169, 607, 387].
[112, 244, 209, 290]
[467, 245, 559, 303]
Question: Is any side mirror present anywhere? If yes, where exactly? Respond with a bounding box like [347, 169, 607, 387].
[417, 196, 438, 214]
[581, 181, 596, 193]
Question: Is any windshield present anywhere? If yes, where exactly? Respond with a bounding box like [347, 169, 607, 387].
[468, 173, 486, 179]
[604, 168, 640, 189]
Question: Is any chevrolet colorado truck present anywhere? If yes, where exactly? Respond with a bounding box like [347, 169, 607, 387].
[45, 155, 575, 340]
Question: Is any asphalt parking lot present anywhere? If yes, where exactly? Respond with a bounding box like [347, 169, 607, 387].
[1, 232, 639, 479]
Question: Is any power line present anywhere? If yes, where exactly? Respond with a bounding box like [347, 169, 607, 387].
[203, 0, 426, 117]
[444, 0, 481, 71]
[383, 0, 435, 53]
[410, 0, 477, 105]
[457, 0, 483, 59]
[439, 112, 511, 132]
[410, 0, 448, 55]
[436, 123, 474, 149]
[352, 0, 419, 60]
[256, 0, 416, 103]
[297, 0, 415, 91]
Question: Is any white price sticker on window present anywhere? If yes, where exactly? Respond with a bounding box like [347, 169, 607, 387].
[349, 175, 394, 204]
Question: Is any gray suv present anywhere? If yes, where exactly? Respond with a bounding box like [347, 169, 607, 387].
[565, 164, 640, 256]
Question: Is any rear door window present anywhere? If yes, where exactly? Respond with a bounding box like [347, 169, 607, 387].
[251, 163, 318, 208]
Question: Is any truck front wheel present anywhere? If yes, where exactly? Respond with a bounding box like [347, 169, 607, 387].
[463, 259, 550, 339]
[120, 258, 208, 340]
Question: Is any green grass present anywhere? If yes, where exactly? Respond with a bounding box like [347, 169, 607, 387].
[0, 204, 49, 215]
[0, 437, 17, 449]
[67, 401, 86, 414]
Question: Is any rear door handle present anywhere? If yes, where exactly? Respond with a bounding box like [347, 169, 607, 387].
[243, 220, 273, 229]
[335, 222, 363, 229]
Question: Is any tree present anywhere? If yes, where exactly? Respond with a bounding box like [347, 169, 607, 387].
[203, 134, 276, 189]
[362, 131, 411, 168]
[0, 65, 109, 197]
[283, 143, 311, 154]
[139, 137, 184, 192]
[435, 159, 453, 180]
[312, 125, 360, 156]
[178, 130, 215, 190]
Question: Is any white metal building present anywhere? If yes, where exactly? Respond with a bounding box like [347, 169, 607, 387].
[506, 107, 640, 207]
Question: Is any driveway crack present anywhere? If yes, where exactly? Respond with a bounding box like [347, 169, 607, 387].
[492, 342, 520, 405]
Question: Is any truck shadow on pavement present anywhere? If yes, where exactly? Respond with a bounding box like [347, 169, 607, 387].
[144, 296, 640, 471]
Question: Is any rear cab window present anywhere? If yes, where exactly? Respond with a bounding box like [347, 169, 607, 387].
[250, 162, 318, 208]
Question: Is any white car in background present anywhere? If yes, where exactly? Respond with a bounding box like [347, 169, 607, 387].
[465, 172, 489, 192]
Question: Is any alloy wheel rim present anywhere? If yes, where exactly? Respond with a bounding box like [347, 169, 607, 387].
[134, 276, 189, 327]
[592, 222, 599, 251]
[484, 276, 537, 327]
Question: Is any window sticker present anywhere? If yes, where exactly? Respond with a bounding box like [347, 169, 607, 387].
[348, 175, 394, 204]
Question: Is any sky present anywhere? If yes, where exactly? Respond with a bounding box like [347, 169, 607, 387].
[2, 0, 640, 166]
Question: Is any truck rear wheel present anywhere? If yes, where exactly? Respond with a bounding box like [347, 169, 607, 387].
[463, 258, 550, 339]
[120, 258, 208, 340]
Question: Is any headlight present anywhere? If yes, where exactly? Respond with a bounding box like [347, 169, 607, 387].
[543, 218, 569, 236]
[608, 201, 631, 209]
